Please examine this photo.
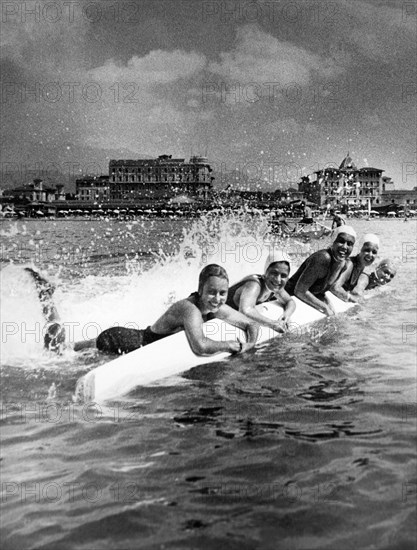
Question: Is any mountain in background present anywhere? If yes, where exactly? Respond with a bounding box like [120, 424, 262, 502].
[1, 147, 293, 194]
[0, 145, 153, 192]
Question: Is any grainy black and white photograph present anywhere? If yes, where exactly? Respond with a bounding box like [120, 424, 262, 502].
[1, 0, 416, 548]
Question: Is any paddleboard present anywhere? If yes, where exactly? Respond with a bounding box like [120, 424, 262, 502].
[74, 292, 355, 403]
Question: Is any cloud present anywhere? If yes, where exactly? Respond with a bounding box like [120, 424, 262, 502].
[82, 49, 207, 152]
[1, 2, 208, 156]
[89, 50, 206, 85]
[1, 1, 89, 74]
[323, 1, 416, 64]
[207, 24, 347, 87]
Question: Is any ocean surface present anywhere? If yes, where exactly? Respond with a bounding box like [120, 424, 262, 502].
[0, 213, 416, 550]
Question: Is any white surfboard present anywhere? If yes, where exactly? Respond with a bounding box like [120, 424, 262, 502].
[74, 292, 355, 403]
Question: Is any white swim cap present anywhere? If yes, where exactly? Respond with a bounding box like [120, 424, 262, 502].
[361, 233, 380, 248]
[264, 250, 290, 272]
[332, 225, 357, 241]
[378, 258, 397, 274]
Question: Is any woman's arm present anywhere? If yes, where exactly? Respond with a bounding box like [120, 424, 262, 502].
[349, 272, 370, 301]
[330, 261, 354, 302]
[293, 253, 335, 315]
[279, 290, 296, 323]
[237, 281, 286, 332]
[180, 302, 243, 356]
[216, 304, 260, 351]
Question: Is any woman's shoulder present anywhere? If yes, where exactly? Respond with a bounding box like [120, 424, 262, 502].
[231, 275, 263, 293]
[343, 257, 355, 271]
[362, 265, 374, 276]
[307, 248, 332, 264]
[167, 296, 204, 325]
[242, 274, 263, 286]
[171, 295, 199, 314]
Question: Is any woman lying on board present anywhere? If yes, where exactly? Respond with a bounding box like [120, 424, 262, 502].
[74, 264, 260, 356]
[333, 257, 397, 303]
[284, 226, 357, 316]
[226, 251, 296, 333]
[330, 233, 380, 302]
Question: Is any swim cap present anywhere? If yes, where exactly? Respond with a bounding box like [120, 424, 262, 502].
[361, 233, 380, 248]
[264, 250, 290, 272]
[378, 258, 397, 275]
[332, 225, 357, 241]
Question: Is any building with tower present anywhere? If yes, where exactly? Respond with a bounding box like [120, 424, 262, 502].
[298, 154, 394, 208]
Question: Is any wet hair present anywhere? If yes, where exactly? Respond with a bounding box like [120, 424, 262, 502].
[198, 264, 229, 293]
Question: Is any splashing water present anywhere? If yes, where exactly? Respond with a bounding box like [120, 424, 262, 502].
[0, 211, 318, 366]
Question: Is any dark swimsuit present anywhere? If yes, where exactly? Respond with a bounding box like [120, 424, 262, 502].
[96, 292, 215, 355]
[364, 273, 380, 291]
[96, 325, 166, 354]
[285, 248, 341, 298]
[342, 256, 363, 292]
[226, 275, 274, 310]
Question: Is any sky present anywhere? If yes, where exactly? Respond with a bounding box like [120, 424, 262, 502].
[1, 0, 416, 190]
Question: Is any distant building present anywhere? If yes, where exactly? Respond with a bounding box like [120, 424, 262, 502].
[297, 177, 321, 205]
[380, 176, 395, 193]
[108, 155, 214, 201]
[379, 187, 417, 208]
[75, 175, 110, 202]
[285, 187, 304, 202]
[3, 178, 65, 203]
[298, 154, 391, 207]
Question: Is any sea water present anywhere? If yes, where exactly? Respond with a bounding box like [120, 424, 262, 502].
[0, 214, 416, 549]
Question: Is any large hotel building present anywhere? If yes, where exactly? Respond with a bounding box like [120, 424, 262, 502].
[298, 154, 396, 208]
[76, 155, 214, 202]
[73, 152, 416, 210]
[109, 155, 213, 201]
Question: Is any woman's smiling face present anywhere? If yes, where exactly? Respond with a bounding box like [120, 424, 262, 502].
[360, 243, 379, 266]
[332, 233, 355, 261]
[375, 264, 396, 285]
[265, 262, 290, 292]
[199, 276, 228, 313]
